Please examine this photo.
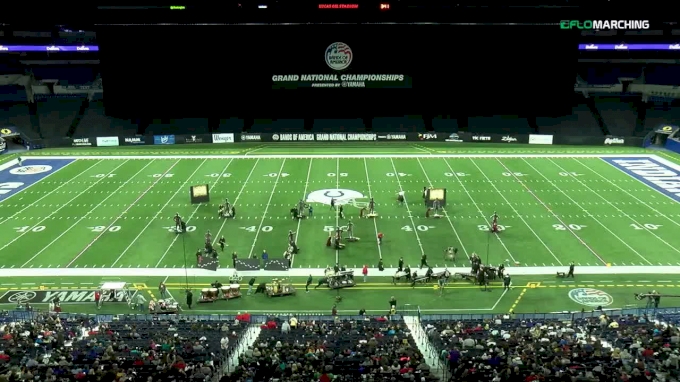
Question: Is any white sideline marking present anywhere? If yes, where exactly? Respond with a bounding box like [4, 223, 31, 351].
[491, 289, 508, 310]
[416, 158, 469, 260]
[441, 158, 514, 262]
[290, 158, 313, 268]
[0, 160, 129, 254]
[24, 160, 155, 267]
[18, 154, 662, 160]
[110, 159, 206, 268]
[521, 158, 652, 265]
[153, 159, 234, 267]
[389, 158, 425, 255]
[1, 265, 678, 278]
[362, 158, 383, 260]
[0, 159, 85, 221]
[213, 159, 261, 247]
[247, 160, 287, 259]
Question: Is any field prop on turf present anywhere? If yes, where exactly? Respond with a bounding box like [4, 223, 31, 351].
[190, 184, 210, 204]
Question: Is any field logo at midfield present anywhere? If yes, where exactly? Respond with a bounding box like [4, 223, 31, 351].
[307, 189, 365, 206]
[325, 42, 353, 70]
[604, 157, 680, 202]
[9, 165, 53, 175]
[568, 288, 613, 307]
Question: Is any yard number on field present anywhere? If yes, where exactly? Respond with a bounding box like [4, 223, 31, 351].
[242, 226, 273, 232]
[92, 174, 115, 178]
[152, 173, 174, 178]
[559, 172, 583, 176]
[207, 173, 232, 178]
[445, 173, 468, 177]
[502, 172, 525, 177]
[0, 183, 22, 195]
[386, 173, 410, 177]
[401, 225, 432, 232]
[327, 173, 348, 177]
[264, 173, 289, 177]
[631, 223, 662, 230]
[478, 224, 509, 231]
[14, 226, 45, 233]
[164, 226, 196, 232]
[89, 226, 121, 233]
[553, 224, 586, 231]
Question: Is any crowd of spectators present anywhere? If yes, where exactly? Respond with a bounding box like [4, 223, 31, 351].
[424, 312, 680, 382]
[0, 311, 246, 382]
[231, 315, 438, 382]
[5, 309, 680, 382]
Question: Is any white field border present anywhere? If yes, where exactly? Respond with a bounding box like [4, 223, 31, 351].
[6, 153, 680, 277]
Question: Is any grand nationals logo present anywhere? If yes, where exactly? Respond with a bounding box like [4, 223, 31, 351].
[325, 42, 353, 70]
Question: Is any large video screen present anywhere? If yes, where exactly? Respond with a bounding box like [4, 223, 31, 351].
[99, 25, 573, 117]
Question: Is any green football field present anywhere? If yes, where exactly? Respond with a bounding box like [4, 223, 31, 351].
[1, 142, 680, 315]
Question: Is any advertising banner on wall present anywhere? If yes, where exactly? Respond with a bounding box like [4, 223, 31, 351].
[240, 133, 262, 142]
[122, 137, 146, 145]
[271, 133, 377, 142]
[604, 136, 625, 145]
[529, 134, 554, 145]
[212, 133, 235, 143]
[96, 136, 119, 147]
[377, 133, 408, 141]
[72, 137, 93, 147]
[153, 135, 175, 145]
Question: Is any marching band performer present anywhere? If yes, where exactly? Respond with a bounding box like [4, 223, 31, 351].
[397, 191, 405, 206]
[205, 230, 212, 247]
[368, 198, 376, 214]
[174, 213, 182, 232]
[298, 199, 306, 217]
[218, 204, 225, 219]
[218, 236, 226, 251]
[360, 206, 366, 219]
[347, 219, 354, 239]
[288, 230, 296, 244]
[225, 199, 232, 213]
[490, 212, 499, 233]
[433, 199, 441, 215]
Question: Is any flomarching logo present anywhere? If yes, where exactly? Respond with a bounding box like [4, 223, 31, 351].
[325, 42, 353, 71]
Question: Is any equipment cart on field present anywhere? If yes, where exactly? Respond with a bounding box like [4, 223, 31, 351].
[200, 288, 219, 303]
[328, 271, 356, 289]
[220, 284, 242, 300]
[265, 278, 296, 297]
[99, 282, 134, 308]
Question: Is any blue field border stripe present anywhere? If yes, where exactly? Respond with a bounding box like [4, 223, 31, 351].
[0, 158, 76, 203]
[601, 156, 680, 203]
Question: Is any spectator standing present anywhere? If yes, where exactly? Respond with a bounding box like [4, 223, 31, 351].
[362, 264, 368, 282]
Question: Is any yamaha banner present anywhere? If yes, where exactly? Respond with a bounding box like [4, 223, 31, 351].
[153, 135, 175, 145]
[377, 133, 408, 141]
[240, 133, 262, 142]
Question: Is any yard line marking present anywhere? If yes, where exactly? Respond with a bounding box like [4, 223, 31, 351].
[468, 159, 561, 265]
[108, 159, 207, 268]
[66, 160, 180, 267]
[583, 158, 680, 229]
[247, 160, 287, 259]
[152, 159, 235, 267]
[335, 158, 341, 264]
[21, 159, 156, 268]
[493, 158, 607, 265]
[491, 289, 509, 310]
[442, 159, 516, 263]
[550, 158, 680, 256]
[214, 159, 261, 250]
[0, 160, 129, 255]
[520, 158, 651, 265]
[388, 158, 425, 255]
[0, 160, 101, 225]
[415, 158, 470, 260]
[362, 158, 383, 261]
[291, 158, 313, 268]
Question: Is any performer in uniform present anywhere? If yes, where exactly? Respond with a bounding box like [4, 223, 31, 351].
[346, 219, 354, 239]
[490, 212, 499, 233]
[218, 204, 225, 219]
[174, 213, 182, 232]
[288, 230, 295, 244]
[368, 198, 376, 214]
[338, 204, 345, 219]
[196, 248, 203, 265]
[420, 253, 429, 269]
[397, 191, 405, 206]
[230, 205, 236, 219]
[360, 206, 366, 219]
[298, 199, 306, 218]
[225, 199, 232, 214]
[218, 236, 226, 251]
[433, 199, 441, 215]
[205, 230, 212, 251]
[330, 198, 336, 211]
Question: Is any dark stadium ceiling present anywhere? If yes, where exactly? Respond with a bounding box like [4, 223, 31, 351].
[4, 1, 671, 25]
